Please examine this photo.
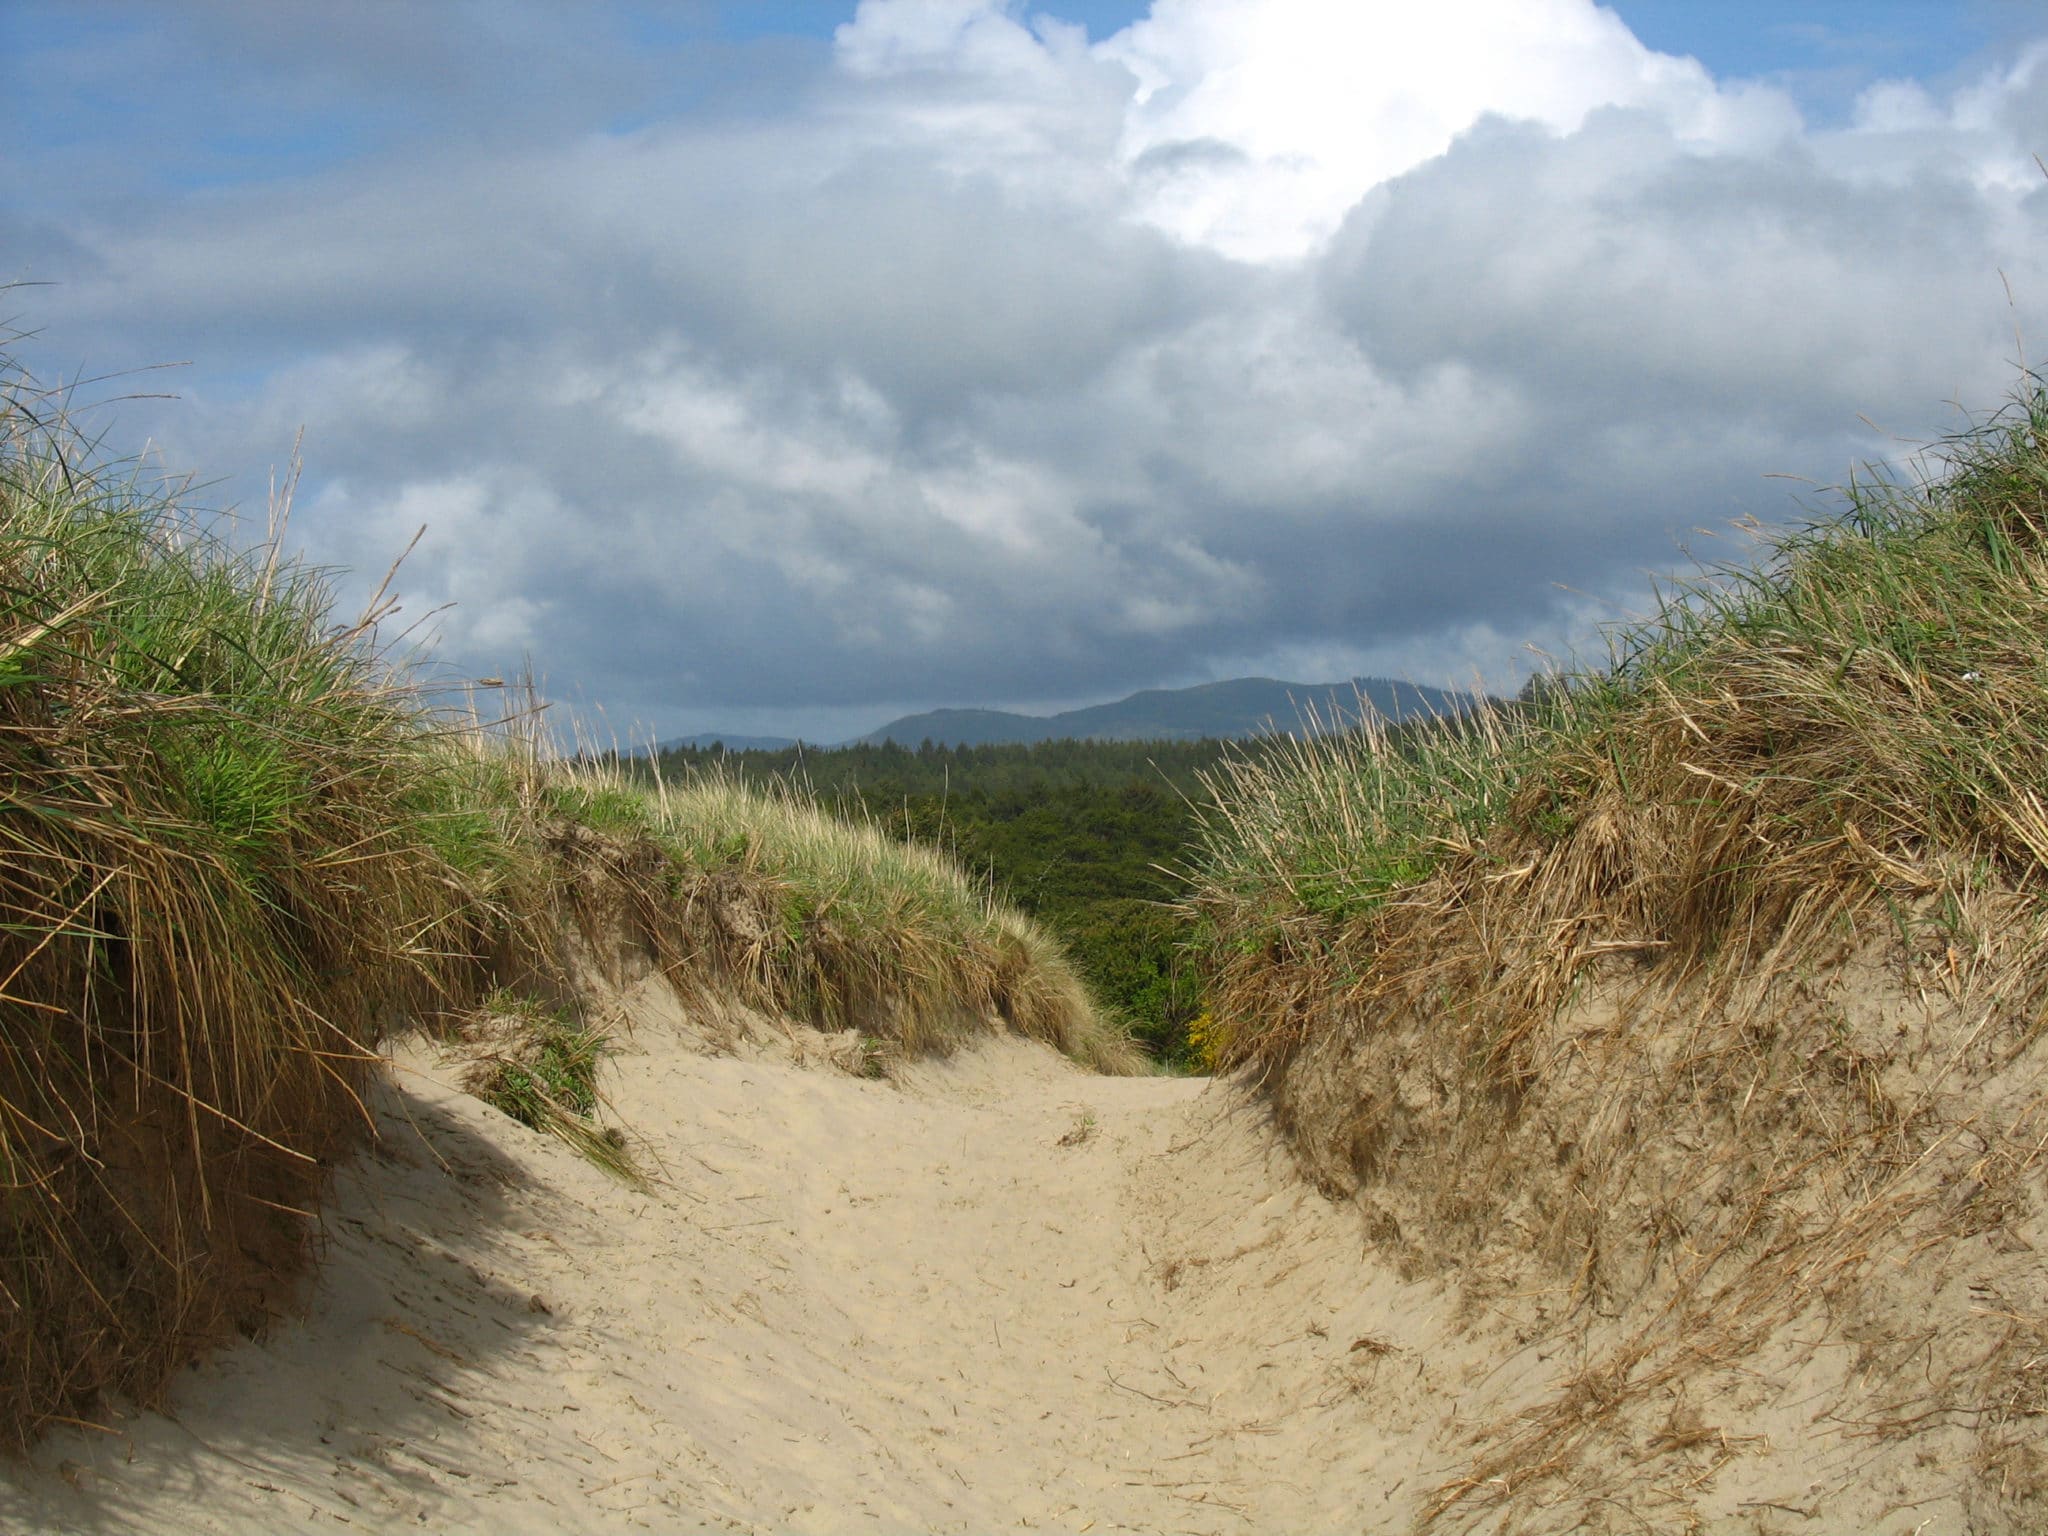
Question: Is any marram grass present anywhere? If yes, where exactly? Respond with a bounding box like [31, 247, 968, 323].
[457, 989, 643, 1188]
[0, 345, 1135, 1447]
[546, 761, 1145, 1075]
[1192, 383, 2048, 1074]
[1186, 383, 2048, 1530]
[0, 358, 512, 1445]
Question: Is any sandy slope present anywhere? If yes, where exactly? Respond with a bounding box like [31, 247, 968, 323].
[8, 973, 2004, 1535]
[2, 986, 1469, 1536]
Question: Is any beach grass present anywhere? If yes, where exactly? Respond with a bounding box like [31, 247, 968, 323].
[0, 341, 1135, 1446]
[1191, 381, 2048, 1073]
[0, 353, 514, 1445]
[456, 988, 643, 1186]
[544, 758, 1145, 1075]
[1185, 380, 2048, 1527]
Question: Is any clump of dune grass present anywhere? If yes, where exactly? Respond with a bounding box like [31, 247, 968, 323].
[0, 329, 1138, 1449]
[457, 989, 641, 1186]
[1190, 697, 1534, 938]
[0, 351, 527, 1446]
[545, 760, 1144, 1075]
[1189, 383, 2048, 1530]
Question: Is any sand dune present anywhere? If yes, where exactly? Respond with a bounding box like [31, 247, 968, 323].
[5, 968, 2002, 1535]
[3, 988, 1467, 1535]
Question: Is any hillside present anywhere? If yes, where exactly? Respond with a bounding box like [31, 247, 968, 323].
[1188, 386, 2048, 1531]
[0, 347, 1136, 1457]
[861, 674, 1475, 747]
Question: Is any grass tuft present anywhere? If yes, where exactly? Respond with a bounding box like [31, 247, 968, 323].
[0, 345, 518, 1446]
[457, 990, 642, 1186]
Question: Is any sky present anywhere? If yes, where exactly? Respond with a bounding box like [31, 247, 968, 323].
[3, 1, 2045, 743]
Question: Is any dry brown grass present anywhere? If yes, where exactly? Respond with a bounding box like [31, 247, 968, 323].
[1190, 385, 2048, 1530]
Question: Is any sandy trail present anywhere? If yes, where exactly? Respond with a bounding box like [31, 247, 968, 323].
[3, 989, 1465, 1536]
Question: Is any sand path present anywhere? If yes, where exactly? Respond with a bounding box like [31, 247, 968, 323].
[2, 992, 1467, 1536]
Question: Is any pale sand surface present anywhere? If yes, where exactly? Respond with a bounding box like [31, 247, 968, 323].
[2, 992, 1464, 1535]
[4, 976, 1997, 1535]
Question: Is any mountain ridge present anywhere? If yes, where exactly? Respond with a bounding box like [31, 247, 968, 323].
[857, 675, 1476, 748]
[655, 675, 1483, 755]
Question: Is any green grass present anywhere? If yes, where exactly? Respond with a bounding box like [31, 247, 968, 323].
[548, 761, 1146, 1073]
[636, 741, 1222, 1067]
[1191, 699, 1533, 931]
[459, 990, 641, 1186]
[0, 349, 521, 1445]
[1192, 383, 2048, 1071]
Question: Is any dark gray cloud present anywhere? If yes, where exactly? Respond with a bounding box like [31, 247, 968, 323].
[4, 1, 2044, 739]
[1324, 111, 2036, 418]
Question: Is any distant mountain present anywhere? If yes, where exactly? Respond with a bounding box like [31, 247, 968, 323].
[859, 676, 1478, 748]
[652, 732, 800, 753]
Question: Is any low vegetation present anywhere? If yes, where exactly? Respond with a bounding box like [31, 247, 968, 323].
[457, 990, 641, 1186]
[1188, 386, 2048, 1529]
[0, 345, 1133, 1448]
[0, 359, 514, 1447]
[549, 763, 1142, 1073]
[652, 700, 1493, 1071]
